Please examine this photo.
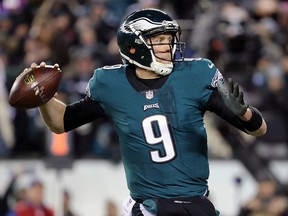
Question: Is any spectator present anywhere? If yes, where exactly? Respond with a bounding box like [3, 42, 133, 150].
[12, 178, 54, 216]
[238, 179, 288, 216]
[1, 168, 33, 216]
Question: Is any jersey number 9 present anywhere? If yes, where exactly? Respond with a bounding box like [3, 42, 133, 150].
[142, 115, 176, 163]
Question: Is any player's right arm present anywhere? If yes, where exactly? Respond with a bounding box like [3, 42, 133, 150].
[34, 62, 106, 134]
[26, 62, 66, 134]
[39, 97, 66, 134]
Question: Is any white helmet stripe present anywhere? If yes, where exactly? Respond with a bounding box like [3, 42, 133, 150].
[129, 18, 178, 32]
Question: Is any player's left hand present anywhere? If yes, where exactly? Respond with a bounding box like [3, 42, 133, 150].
[217, 78, 248, 116]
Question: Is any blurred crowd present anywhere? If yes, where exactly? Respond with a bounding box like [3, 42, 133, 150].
[0, 0, 287, 164]
[0, 0, 288, 162]
[0, 169, 72, 216]
[239, 179, 288, 216]
[0, 168, 120, 216]
[0, 1, 288, 215]
[0, 0, 288, 161]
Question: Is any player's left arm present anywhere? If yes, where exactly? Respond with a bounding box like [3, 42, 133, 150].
[216, 78, 267, 137]
[238, 106, 267, 136]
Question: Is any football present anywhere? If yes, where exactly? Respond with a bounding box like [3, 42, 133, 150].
[8, 65, 62, 109]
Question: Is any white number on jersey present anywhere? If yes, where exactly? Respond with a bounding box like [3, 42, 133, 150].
[142, 115, 176, 163]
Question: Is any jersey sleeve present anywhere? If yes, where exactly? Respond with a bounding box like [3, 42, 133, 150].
[200, 58, 223, 88]
[86, 68, 102, 102]
[198, 58, 224, 108]
[86, 65, 125, 102]
[64, 96, 106, 132]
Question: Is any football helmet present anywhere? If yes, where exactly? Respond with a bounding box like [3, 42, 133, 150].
[117, 8, 185, 76]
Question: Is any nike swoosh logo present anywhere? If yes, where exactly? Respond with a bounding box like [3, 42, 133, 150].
[208, 63, 213, 68]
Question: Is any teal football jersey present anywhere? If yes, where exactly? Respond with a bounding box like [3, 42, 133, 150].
[87, 58, 220, 200]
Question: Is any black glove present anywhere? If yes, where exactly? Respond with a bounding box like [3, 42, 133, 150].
[217, 78, 248, 116]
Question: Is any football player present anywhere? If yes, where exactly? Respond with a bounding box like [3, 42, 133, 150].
[33, 8, 267, 216]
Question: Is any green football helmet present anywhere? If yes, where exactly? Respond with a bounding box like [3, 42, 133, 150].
[117, 8, 185, 76]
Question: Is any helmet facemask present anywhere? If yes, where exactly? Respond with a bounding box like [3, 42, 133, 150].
[145, 30, 185, 76]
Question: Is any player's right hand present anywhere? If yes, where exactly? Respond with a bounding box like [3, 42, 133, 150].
[30, 62, 61, 98]
[30, 62, 59, 69]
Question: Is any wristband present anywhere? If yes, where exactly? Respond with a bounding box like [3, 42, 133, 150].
[238, 107, 263, 132]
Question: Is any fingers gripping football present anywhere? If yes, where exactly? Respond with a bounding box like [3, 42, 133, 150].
[217, 78, 248, 116]
[8, 63, 62, 109]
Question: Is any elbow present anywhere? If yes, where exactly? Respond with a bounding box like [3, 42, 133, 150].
[253, 127, 267, 137]
[261, 123, 267, 136]
[47, 125, 65, 134]
[258, 119, 268, 136]
[44, 117, 65, 134]
[53, 129, 65, 134]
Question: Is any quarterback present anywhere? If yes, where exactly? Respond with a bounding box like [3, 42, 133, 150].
[33, 8, 266, 216]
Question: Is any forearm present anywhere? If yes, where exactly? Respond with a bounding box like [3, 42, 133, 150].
[38, 97, 66, 134]
[238, 107, 267, 137]
[207, 91, 267, 136]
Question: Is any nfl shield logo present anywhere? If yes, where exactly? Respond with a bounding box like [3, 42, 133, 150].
[145, 90, 154, 99]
